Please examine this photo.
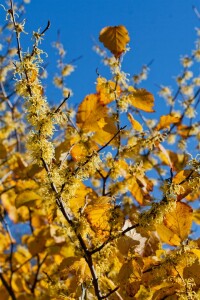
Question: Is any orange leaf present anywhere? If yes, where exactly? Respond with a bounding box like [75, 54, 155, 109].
[99, 25, 130, 58]
[76, 94, 117, 145]
[76, 94, 107, 132]
[128, 88, 155, 112]
[129, 178, 144, 205]
[156, 114, 180, 130]
[96, 77, 121, 105]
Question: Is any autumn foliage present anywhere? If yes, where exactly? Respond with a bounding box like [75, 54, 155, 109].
[1, 1, 200, 300]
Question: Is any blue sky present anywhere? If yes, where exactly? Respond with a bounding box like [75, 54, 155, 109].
[19, 0, 200, 110]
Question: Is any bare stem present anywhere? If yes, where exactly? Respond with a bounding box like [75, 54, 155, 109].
[54, 93, 70, 113]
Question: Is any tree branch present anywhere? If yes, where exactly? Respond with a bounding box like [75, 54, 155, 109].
[0, 273, 16, 300]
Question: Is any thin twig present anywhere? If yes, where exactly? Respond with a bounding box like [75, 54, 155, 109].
[2, 218, 15, 287]
[101, 286, 119, 299]
[30, 254, 48, 294]
[97, 125, 126, 153]
[90, 223, 139, 255]
[54, 93, 70, 113]
[9, 0, 23, 62]
[0, 82, 20, 151]
[40, 20, 51, 35]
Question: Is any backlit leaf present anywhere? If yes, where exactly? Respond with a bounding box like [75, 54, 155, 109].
[128, 113, 143, 131]
[128, 87, 155, 112]
[15, 190, 41, 208]
[99, 25, 130, 58]
[76, 93, 117, 145]
[84, 196, 113, 237]
[76, 94, 107, 132]
[129, 178, 144, 205]
[156, 202, 193, 246]
[59, 257, 91, 283]
[156, 114, 180, 130]
[96, 77, 121, 105]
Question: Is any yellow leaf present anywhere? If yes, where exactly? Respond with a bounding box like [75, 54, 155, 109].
[186, 189, 200, 201]
[128, 113, 143, 131]
[96, 77, 121, 105]
[157, 143, 173, 170]
[84, 196, 113, 237]
[129, 178, 144, 205]
[12, 273, 30, 293]
[99, 25, 130, 58]
[1, 189, 18, 222]
[68, 183, 95, 216]
[173, 169, 194, 201]
[193, 209, 200, 224]
[157, 150, 188, 172]
[60, 257, 91, 282]
[156, 114, 180, 130]
[128, 88, 155, 112]
[156, 223, 181, 246]
[15, 179, 38, 192]
[76, 93, 117, 145]
[100, 276, 116, 291]
[94, 116, 117, 145]
[156, 202, 193, 246]
[15, 190, 41, 208]
[177, 124, 193, 138]
[70, 141, 98, 162]
[71, 143, 87, 161]
[31, 214, 46, 228]
[173, 169, 193, 185]
[60, 244, 75, 258]
[24, 227, 50, 256]
[191, 248, 200, 259]
[152, 284, 182, 300]
[76, 93, 107, 132]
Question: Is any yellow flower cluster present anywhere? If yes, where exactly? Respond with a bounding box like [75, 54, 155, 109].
[15, 50, 56, 164]
[139, 198, 176, 228]
[133, 65, 149, 84]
